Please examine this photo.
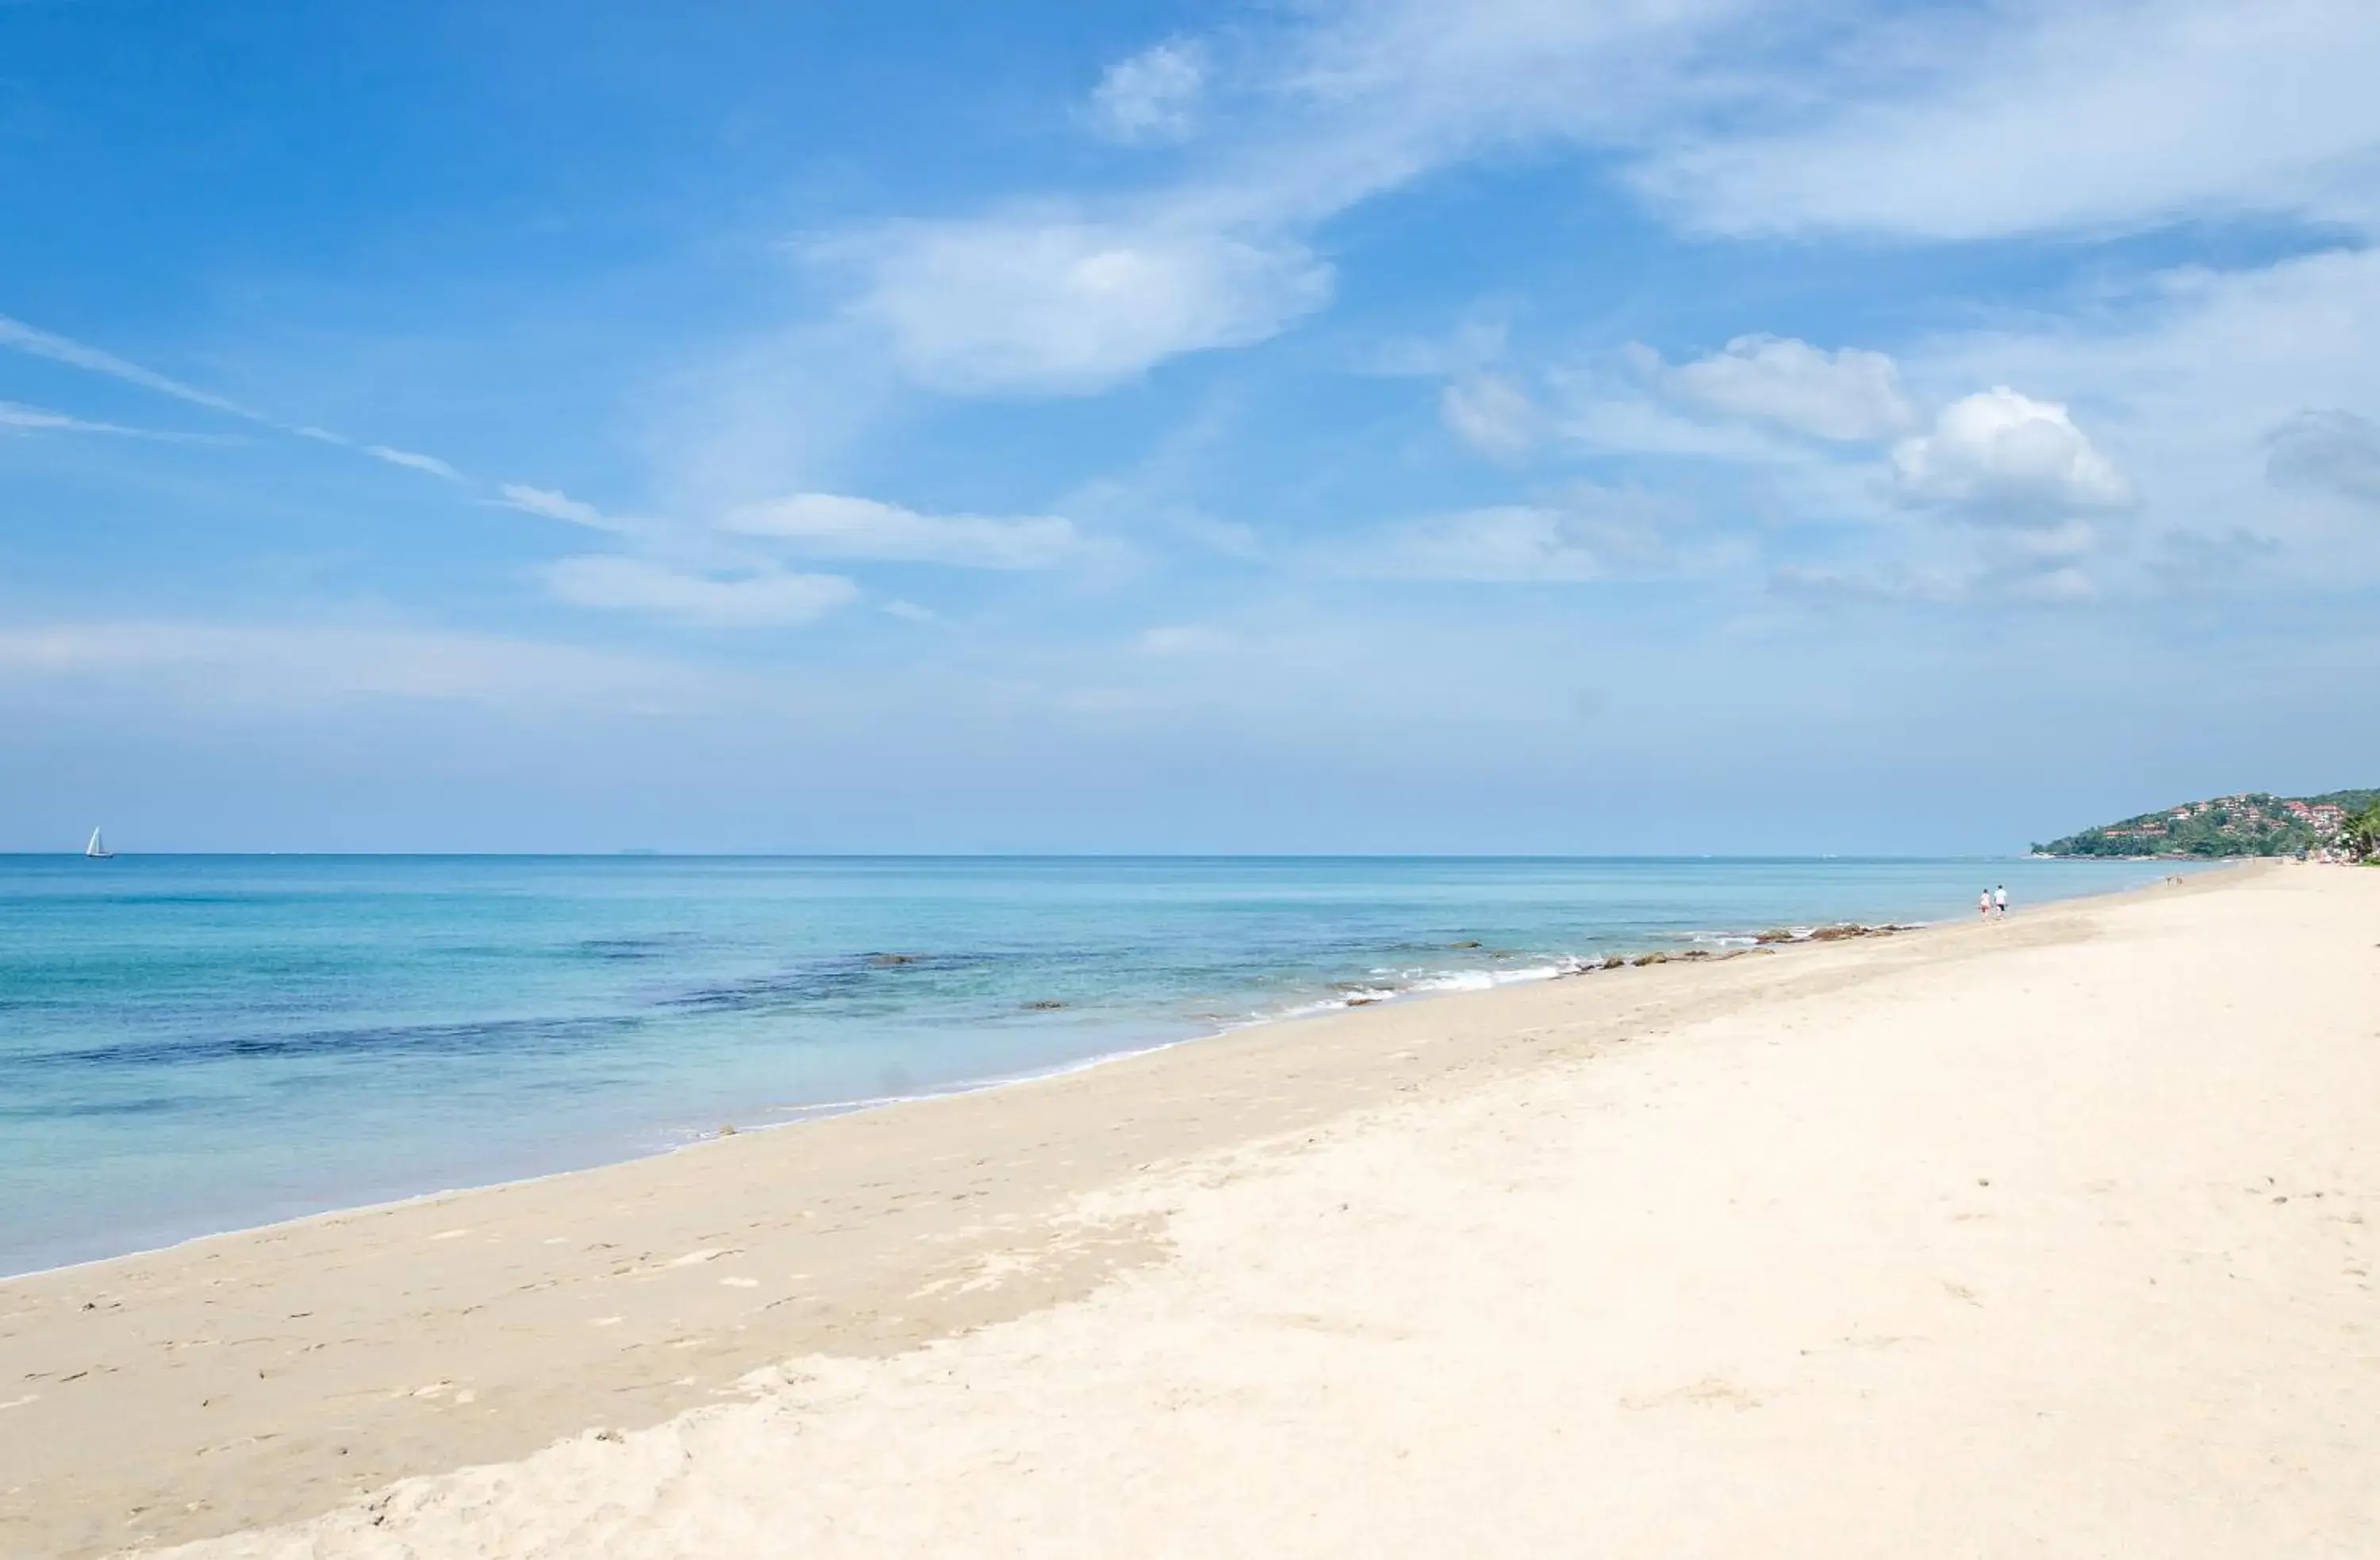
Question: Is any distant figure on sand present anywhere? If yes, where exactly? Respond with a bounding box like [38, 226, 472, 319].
[1979, 890, 1991, 920]
[1994, 884, 2009, 918]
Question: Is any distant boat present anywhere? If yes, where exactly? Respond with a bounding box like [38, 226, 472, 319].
[84, 828, 114, 859]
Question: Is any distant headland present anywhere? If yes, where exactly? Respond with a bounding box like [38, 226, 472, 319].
[2034, 790, 2380, 859]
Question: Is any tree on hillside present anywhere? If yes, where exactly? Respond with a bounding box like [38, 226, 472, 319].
[2345, 802, 2380, 863]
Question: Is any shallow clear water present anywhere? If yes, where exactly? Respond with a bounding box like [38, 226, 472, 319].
[0, 855, 2195, 1274]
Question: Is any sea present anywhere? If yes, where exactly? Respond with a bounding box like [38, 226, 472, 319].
[0, 854, 2198, 1276]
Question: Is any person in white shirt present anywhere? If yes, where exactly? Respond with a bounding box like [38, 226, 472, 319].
[1994, 884, 2009, 917]
[1979, 890, 1991, 920]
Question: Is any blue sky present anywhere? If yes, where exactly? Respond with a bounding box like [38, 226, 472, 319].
[4, 0, 2378, 852]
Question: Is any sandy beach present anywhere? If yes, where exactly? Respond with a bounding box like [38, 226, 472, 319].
[5, 863, 2376, 1557]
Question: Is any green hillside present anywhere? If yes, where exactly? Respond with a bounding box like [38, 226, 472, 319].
[2034, 790, 2379, 859]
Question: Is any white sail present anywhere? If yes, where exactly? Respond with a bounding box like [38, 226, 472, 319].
[85, 828, 112, 859]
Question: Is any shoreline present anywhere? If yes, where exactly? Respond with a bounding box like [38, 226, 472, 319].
[0, 863, 2202, 1287]
[0, 961, 1672, 1286]
[0, 1029, 1209, 1290]
[3, 863, 2292, 1557]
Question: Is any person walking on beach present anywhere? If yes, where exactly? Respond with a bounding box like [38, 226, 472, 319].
[1979, 890, 1991, 920]
[1994, 884, 2009, 918]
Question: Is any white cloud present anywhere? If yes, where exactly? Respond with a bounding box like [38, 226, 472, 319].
[724, 492, 1081, 569]
[1365, 486, 1693, 582]
[800, 1, 1760, 401]
[880, 600, 939, 624]
[497, 483, 622, 531]
[545, 556, 858, 627]
[827, 217, 1330, 395]
[2265, 409, 2380, 503]
[1086, 39, 1207, 145]
[366, 445, 463, 481]
[1638, 0, 2380, 238]
[671, 5, 2380, 615]
[1859, 244, 2380, 595]
[1440, 374, 1540, 459]
[1640, 335, 1916, 441]
[1892, 389, 2132, 523]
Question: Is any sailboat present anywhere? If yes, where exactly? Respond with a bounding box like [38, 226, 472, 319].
[84, 828, 114, 860]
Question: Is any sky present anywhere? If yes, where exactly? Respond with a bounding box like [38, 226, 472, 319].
[3, 0, 2378, 854]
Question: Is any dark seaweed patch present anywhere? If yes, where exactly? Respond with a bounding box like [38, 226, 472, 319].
[660, 951, 995, 1015]
[573, 937, 670, 962]
[662, 966, 878, 1013]
[0, 1094, 200, 1120]
[3, 1012, 645, 1074]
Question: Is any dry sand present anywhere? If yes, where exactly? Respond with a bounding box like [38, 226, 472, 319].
[4, 863, 2376, 1557]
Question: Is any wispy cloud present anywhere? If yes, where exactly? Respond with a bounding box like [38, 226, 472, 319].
[0, 313, 267, 422]
[814, 2, 1761, 398]
[365, 445, 464, 481]
[817, 0, 2380, 415]
[1636, 0, 2380, 238]
[1439, 374, 1541, 460]
[1361, 485, 1706, 583]
[0, 312, 482, 488]
[489, 480, 1081, 627]
[724, 492, 1082, 569]
[495, 482, 628, 531]
[544, 555, 858, 628]
[0, 399, 238, 444]
[1634, 336, 1917, 442]
[819, 217, 1330, 396]
[1084, 38, 1207, 145]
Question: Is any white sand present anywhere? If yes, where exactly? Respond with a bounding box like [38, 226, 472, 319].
[8, 866, 2377, 1556]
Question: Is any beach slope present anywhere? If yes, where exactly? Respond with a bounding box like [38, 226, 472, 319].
[6, 865, 2377, 1557]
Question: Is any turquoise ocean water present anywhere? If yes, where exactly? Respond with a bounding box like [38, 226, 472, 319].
[0, 855, 2194, 1275]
